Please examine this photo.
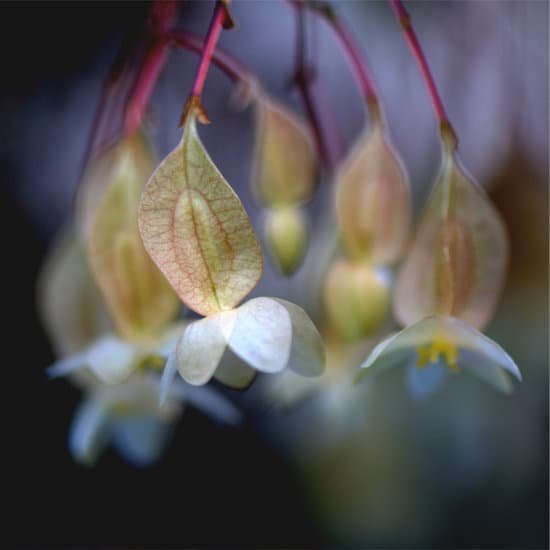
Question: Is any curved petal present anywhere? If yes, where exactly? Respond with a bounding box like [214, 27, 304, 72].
[357, 316, 521, 393]
[159, 349, 178, 406]
[227, 297, 292, 373]
[86, 337, 137, 384]
[47, 351, 88, 379]
[175, 310, 236, 386]
[394, 152, 508, 330]
[439, 317, 521, 393]
[356, 331, 417, 383]
[69, 395, 111, 466]
[272, 299, 325, 377]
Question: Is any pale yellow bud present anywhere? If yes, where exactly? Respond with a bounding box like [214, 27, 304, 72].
[264, 205, 308, 276]
[323, 259, 390, 342]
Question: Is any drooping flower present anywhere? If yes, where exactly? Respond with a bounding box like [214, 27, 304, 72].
[64, 373, 242, 467]
[357, 316, 521, 395]
[324, 110, 411, 341]
[250, 93, 318, 275]
[359, 143, 520, 394]
[138, 99, 326, 392]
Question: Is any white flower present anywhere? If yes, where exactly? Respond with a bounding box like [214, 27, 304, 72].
[357, 316, 521, 396]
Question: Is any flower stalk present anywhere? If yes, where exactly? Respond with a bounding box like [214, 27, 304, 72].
[182, 0, 234, 124]
[300, 1, 381, 123]
[388, 0, 458, 151]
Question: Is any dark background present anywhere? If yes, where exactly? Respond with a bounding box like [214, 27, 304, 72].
[1, 1, 548, 548]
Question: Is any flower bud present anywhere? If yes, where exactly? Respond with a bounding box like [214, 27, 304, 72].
[323, 259, 390, 342]
[264, 205, 308, 276]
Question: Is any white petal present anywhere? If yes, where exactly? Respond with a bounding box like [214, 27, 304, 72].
[47, 351, 88, 379]
[159, 349, 178, 407]
[111, 416, 174, 467]
[227, 297, 292, 373]
[86, 336, 137, 384]
[358, 316, 521, 393]
[176, 310, 236, 386]
[440, 317, 521, 393]
[272, 299, 325, 377]
[356, 331, 417, 383]
[406, 362, 447, 398]
[69, 395, 110, 466]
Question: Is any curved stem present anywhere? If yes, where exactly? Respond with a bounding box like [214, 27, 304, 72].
[122, 0, 178, 135]
[388, 0, 457, 151]
[170, 30, 249, 84]
[183, 0, 234, 124]
[300, 1, 381, 123]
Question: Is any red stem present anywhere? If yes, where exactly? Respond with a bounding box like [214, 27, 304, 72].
[190, 1, 232, 100]
[123, 0, 179, 135]
[388, 0, 457, 149]
[329, 16, 379, 107]
[124, 37, 170, 134]
[170, 30, 247, 84]
[300, 1, 380, 121]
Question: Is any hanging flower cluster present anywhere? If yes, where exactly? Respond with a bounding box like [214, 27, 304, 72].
[38, 0, 521, 466]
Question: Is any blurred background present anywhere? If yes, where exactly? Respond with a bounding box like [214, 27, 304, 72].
[1, 0, 547, 547]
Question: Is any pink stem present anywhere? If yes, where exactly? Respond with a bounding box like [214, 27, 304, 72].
[190, 1, 232, 99]
[388, 0, 457, 148]
[124, 37, 170, 134]
[170, 29, 246, 84]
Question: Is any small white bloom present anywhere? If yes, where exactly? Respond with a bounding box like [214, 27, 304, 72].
[357, 316, 521, 396]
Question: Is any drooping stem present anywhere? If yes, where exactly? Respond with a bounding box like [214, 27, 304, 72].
[300, 1, 381, 123]
[388, 0, 457, 151]
[124, 37, 171, 134]
[170, 30, 249, 85]
[183, 0, 234, 124]
[124, 1, 179, 135]
[290, 2, 332, 169]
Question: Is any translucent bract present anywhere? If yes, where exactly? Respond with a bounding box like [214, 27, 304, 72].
[335, 124, 411, 265]
[79, 133, 179, 341]
[252, 95, 317, 207]
[139, 104, 263, 316]
[394, 151, 508, 330]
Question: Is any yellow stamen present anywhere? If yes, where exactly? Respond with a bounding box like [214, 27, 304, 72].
[416, 338, 459, 371]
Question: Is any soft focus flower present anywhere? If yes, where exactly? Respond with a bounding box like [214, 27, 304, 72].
[65, 373, 241, 466]
[357, 316, 522, 396]
[251, 92, 318, 275]
[359, 144, 520, 394]
[161, 297, 325, 396]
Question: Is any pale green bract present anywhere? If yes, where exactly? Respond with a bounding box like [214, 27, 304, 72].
[138, 107, 263, 316]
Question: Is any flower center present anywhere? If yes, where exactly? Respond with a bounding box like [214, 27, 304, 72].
[416, 338, 459, 371]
